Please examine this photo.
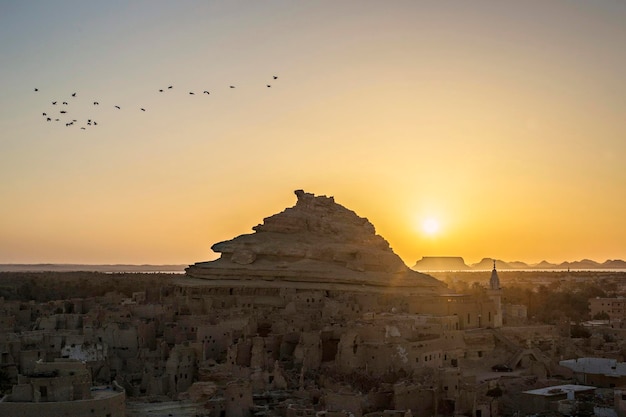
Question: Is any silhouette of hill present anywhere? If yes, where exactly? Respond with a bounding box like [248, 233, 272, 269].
[412, 257, 626, 271]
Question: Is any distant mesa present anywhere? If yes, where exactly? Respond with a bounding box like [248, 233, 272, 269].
[186, 190, 445, 293]
[412, 256, 471, 271]
[413, 256, 626, 271]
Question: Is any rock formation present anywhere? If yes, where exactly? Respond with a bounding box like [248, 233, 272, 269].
[186, 190, 445, 294]
[412, 256, 471, 271]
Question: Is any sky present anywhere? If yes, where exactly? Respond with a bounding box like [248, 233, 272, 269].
[1, 1, 625, 266]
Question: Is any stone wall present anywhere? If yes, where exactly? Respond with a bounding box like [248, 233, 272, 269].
[0, 386, 125, 417]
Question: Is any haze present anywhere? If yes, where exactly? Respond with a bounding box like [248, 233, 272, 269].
[1, 1, 624, 266]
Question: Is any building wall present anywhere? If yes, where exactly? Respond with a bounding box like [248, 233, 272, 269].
[614, 387, 626, 417]
[590, 297, 626, 321]
[0, 388, 125, 417]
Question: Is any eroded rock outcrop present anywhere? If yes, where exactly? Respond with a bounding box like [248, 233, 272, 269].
[186, 190, 445, 293]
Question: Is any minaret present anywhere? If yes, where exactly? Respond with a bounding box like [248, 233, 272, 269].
[487, 260, 503, 327]
[489, 260, 501, 290]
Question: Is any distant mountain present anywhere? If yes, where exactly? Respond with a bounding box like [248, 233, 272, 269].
[533, 260, 559, 269]
[471, 258, 518, 270]
[0, 264, 187, 273]
[411, 257, 626, 271]
[560, 259, 601, 270]
[603, 259, 626, 269]
[507, 261, 530, 269]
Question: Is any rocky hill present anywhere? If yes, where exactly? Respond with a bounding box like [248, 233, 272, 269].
[187, 190, 445, 293]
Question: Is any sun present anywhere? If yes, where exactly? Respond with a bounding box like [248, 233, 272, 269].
[422, 218, 440, 236]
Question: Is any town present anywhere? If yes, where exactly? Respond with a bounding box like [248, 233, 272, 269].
[1, 191, 625, 417]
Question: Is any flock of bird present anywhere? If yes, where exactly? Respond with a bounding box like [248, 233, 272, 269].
[34, 75, 279, 131]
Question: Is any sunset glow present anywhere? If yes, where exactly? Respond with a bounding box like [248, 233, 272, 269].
[1, 1, 625, 266]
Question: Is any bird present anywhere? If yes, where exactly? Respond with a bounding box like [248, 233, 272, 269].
[203, 91, 210, 94]
[34, 88, 38, 92]
[189, 92, 195, 95]
[168, 86, 173, 89]
[273, 76, 278, 79]
[229, 85, 235, 88]
[55, 119, 59, 121]
[46, 117, 51, 121]
[60, 110, 67, 114]
[114, 105, 120, 109]
[93, 101, 99, 105]
[93, 121, 97, 126]
[159, 89, 164, 92]
[267, 85, 271, 88]
[62, 102, 68, 105]
[52, 101, 57, 105]
[42, 112, 47, 116]
[72, 93, 76, 97]
[80, 127, 85, 130]
[141, 108, 146, 111]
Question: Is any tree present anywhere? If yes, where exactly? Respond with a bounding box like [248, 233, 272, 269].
[592, 311, 610, 320]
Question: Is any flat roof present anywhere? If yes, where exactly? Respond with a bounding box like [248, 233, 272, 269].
[523, 384, 595, 397]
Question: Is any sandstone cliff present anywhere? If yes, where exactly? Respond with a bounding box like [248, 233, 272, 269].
[186, 190, 445, 293]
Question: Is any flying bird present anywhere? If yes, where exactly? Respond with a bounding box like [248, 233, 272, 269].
[93, 121, 97, 126]
[267, 85, 271, 88]
[141, 108, 146, 111]
[52, 101, 57, 105]
[81, 127, 86, 130]
[114, 105, 120, 109]
[72, 93, 76, 97]
[46, 117, 51, 121]
[93, 101, 99, 105]
[189, 92, 195, 95]
[159, 89, 164, 92]
[229, 85, 235, 88]
[42, 112, 47, 116]
[168, 86, 173, 89]
[60, 110, 67, 114]
[34, 88, 38, 92]
[273, 76, 278, 79]
[62, 102, 68, 105]
[203, 91, 210, 94]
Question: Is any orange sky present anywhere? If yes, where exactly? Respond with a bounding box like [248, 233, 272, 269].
[1, 1, 625, 266]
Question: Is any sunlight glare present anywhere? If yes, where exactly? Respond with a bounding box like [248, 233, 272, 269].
[422, 218, 440, 236]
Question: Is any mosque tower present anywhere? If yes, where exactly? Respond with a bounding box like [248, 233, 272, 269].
[487, 260, 503, 328]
